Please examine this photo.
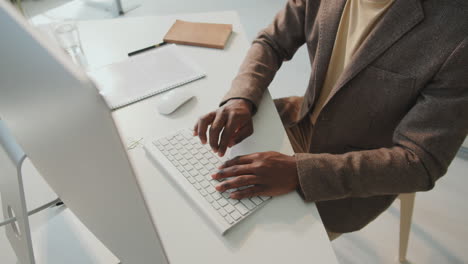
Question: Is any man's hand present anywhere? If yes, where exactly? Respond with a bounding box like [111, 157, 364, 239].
[194, 99, 254, 157]
[211, 151, 299, 199]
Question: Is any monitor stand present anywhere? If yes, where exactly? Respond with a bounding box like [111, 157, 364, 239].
[0, 121, 62, 264]
[0, 120, 35, 264]
[83, 0, 140, 17]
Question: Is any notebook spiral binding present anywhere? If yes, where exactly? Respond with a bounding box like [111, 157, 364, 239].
[110, 73, 205, 110]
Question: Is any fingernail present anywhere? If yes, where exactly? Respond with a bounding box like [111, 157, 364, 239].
[211, 174, 217, 179]
[215, 185, 222, 191]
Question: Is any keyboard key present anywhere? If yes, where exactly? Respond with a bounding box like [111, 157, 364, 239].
[194, 163, 203, 170]
[200, 180, 210, 188]
[196, 145, 205, 152]
[218, 208, 227, 217]
[218, 199, 228, 207]
[182, 171, 190, 178]
[250, 197, 263, 206]
[179, 159, 188, 166]
[195, 153, 203, 160]
[189, 158, 198, 165]
[200, 148, 208, 154]
[165, 145, 174, 151]
[183, 153, 192, 159]
[205, 163, 215, 171]
[189, 170, 198, 177]
[209, 157, 218, 164]
[228, 199, 240, 205]
[241, 199, 256, 210]
[158, 139, 169, 145]
[260, 196, 271, 201]
[199, 167, 208, 174]
[209, 179, 218, 186]
[203, 152, 212, 159]
[188, 177, 196, 184]
[212, 192, 222, 200]
[212, 201, 220, 209]
[181, 130, 193, 139]
[179, 148, 188, 155]
[200, 158, 209, 165]
[224, 204, 235, 213]
[207, 186, 216, 194]
[230, 211, 241, 220]
[205, 174, 213, 181]
[193, 182, 201, 190]
[174, 154, 183, 160]
[205, 196, 214, 203]
[190, 149, 198, 155]
[175, 135, 183, 141]
[186, 144, 193, 150]
[169, 149, 177, 155]
[200, 189, 208, 196]
[174, 144, 182, 150]
[224, 215, 234, 224]
[183, 164, 193, 171]
[221, 192, 230, 199]
[195, 175, 204, 182]
[235, 203, 249, 215]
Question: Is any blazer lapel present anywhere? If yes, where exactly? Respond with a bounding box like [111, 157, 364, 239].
[322, 0, 424, 108]
[310, 0, 346, 103]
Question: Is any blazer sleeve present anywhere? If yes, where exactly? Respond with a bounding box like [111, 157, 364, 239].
[220, 0, 307, 111]
[296, 37, 468, 202]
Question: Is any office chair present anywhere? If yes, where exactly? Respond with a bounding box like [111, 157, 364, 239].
[397, 193, 416, 263]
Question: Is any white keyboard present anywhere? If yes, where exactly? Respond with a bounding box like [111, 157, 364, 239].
[145, 129, 271, 234]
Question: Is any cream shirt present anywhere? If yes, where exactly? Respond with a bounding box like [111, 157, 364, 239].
[310, 0, 394, 124]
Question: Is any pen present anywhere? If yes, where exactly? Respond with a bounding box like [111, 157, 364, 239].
[128, 42, 168, 57]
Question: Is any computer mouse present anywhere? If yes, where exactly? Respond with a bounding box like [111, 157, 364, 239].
[157, 89, 195, 115]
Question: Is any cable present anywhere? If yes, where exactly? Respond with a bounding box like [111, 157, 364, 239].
[0, 198, 63, 228]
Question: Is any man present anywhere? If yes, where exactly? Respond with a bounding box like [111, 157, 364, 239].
[193, 0, 468, 239]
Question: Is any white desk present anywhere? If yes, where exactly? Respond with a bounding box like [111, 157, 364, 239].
[80, 11, 337, 263]
[1, 11, 338, 264]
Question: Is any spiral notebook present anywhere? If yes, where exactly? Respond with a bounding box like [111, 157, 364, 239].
[88, 44, 205, 110]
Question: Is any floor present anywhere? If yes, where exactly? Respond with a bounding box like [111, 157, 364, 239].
[2, 0, 468, 263]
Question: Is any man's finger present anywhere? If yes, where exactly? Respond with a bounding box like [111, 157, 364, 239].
[211, 165, 253, 180]
[197, 112, 216, 144]
[215, 175, 258, 192]
[193, 122, 199, 136]
[230, 185, 266, 200]
[217, 117, 236, 157]
[219, 153, 257, 169]
[209, 112, 227, 152]
[229, 123, 254, 147]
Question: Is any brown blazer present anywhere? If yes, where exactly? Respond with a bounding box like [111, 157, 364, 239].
[222, 0, 468, 233]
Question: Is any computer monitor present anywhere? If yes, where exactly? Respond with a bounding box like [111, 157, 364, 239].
[0, 2, 168, 263]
